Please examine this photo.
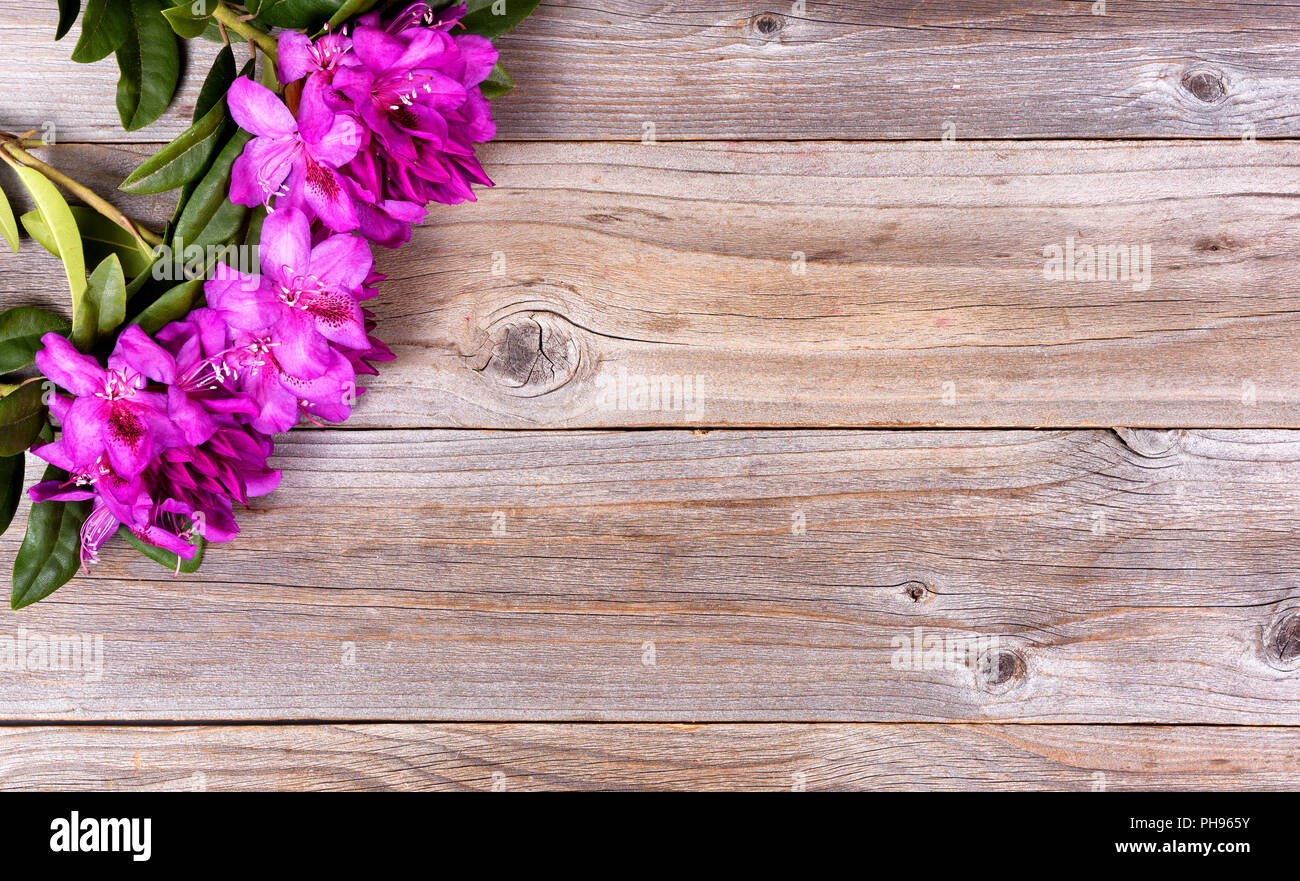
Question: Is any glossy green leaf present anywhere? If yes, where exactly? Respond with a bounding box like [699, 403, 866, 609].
[11, 465, 88, 609]
[459, 0, 541, 40]
[193, 45, 238, 122]
[124, 261, 165, 310]
[254, 0, 348, 30]
[163, 0, 219, 36]
[0, 185, 18, 254]
[0, 382, 48, 458]
[0, 307, 71, 374]
[161, 8, 205, 39]
[130, 277, 203, 335]
[11, 166, 86, 308]
[480, 62, 515, 100]
[21, 206, 154, 280]
[167, 54, 252, 242]
[120, 100, 229, 194]
[73, 254, 127, 350]
[71, 0, 130, 63]
[119, 527, 204, 574]
[56, 0, 82, 41]
[242, 204, 267, 248]
[175, 128, 252, 245]
[326, 0, 381, 29]
[0, 452, 23, 537]
[115, 0, 182, 132]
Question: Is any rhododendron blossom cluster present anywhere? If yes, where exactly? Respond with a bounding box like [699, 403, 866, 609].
[22, 2, 507, 575]
[233, 1, 497, 247]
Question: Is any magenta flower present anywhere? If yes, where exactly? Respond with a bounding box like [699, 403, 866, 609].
[205, 207, 372, 375]
[34, 329, 194, 478]
[278, 30, 352, 84]
[227, 76, 364, 232]
[31, 310, 286, 569]
[202, 208, 369, 433]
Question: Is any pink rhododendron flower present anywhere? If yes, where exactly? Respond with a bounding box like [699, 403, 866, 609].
[227, 76, 363, 232]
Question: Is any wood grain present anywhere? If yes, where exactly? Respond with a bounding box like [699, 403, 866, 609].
[5, 1, 1300, 142]
[3, 140, 1298, 428]
[0, 428, 1297, 723]
[2, 723, 1297, 790]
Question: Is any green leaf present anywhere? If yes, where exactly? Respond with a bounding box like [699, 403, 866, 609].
[161, 1, 208, 39]
[73, 254, 127, 350]
[125, 261, 162, 301]
[11, 167, 86, 309]
[120, 100, 229, 195]
[115, 0, 182, 132]
[193, 45, 237, 122]
[0, 382, 48, 458]
[130, 276, 203, 335]
[119, 527, 204, 574]
[459, 0, 542, 40]
[0, 307, 71, 374]
[0, 185, 18, 254]
[242, 204, 267, 248]
[253, 0, 348, 30]
[71, 0, 131, 63]
[167, 54, 252, 242]
[326, 0, 382, 30]
[480, 62, 515, 100]
[56, 0, 82, 41]
[21, 206, 154, 280]
[175, 128, 252, 245]
[0, 452, 23, 537]
[11, 465, 88, 609]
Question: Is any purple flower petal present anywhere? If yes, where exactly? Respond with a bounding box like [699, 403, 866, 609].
[259, 206, 313, 284]
[277, 31, 316, 84]
[227, 77, 297, 139]
[308, 233, 373, 292]
[35, 334, 105, 396]
[110, 325, 177, 385]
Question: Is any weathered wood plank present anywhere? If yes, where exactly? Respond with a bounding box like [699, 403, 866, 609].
[3, 141, 1297, 428]
[2, 723, 1297, 790]
[5, 1, 1300, 142]
[0, 428, 1297, 722]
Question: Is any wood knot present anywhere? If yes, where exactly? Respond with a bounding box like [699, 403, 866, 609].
[1181, 67, 1227, 104]
[748, 12, 785, 39]
[471, 312, 581, 398]
[1194, 236, 1231, 253]
[1264, 611, 1300, 671]
[976, 647, 1026, 691]
[1112, 427, 1186, 460]
[903, 580, 932, 604]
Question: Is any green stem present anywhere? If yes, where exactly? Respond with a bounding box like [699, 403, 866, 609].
[0, 140, 162, 250]
[213, 3, 279, 63]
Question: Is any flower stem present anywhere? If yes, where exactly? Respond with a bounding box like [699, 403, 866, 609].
[0, 138, 162, 250]
[212, 3, 279, 64]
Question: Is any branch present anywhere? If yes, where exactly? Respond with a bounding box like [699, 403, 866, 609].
[0, 138, 162, 250]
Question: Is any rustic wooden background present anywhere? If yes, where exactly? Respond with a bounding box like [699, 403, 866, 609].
[0, 1, 1298, 790]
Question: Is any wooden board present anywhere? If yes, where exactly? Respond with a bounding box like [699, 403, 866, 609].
[3, 140, 1298, 428]
[1, 428, 1297, 723]
[1, 1, 1298, 790]
[6, 1, 1300, 142]
[3, 723, 1298, 791]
